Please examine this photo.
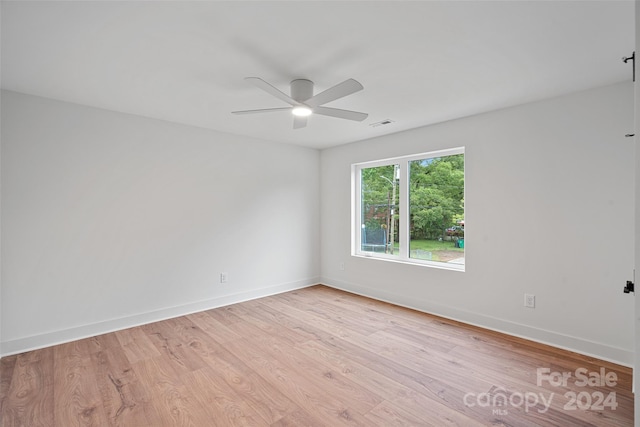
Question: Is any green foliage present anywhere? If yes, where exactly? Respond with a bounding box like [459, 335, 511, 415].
[409, 154, 464, 239]
[361, 164, 399, 237]
[361, 154, 464, 242]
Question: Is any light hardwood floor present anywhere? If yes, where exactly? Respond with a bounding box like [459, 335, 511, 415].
[0, 285, 633, 426]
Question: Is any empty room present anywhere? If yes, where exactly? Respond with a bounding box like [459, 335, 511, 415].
[1, 1, 639, 426]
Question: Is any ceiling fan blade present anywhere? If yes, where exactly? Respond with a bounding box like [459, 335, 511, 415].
[293, 115, 307, 129]
[313, 106, 368, 122]
[245, 77, 297, 106]
[305, 79, 364, 108]
[232, 107, 292, 115]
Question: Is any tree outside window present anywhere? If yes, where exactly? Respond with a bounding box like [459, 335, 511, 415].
[355, 148, 464, 270]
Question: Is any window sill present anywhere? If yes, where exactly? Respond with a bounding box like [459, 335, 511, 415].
[352, 253, 465, 272]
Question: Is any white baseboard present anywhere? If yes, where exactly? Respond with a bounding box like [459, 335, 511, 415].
[4, 276, 631, 367]
[320, 277, 634, 368]
[0, 278, 319, 357]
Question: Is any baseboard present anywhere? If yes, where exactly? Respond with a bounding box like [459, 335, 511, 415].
[0, 277, 319, 357]
[320, 277, 634, 368]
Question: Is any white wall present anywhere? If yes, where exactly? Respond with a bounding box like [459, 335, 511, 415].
[0, 90, 320, 355]
[2, 83, 634, 365]
[321, 82, 635, 365]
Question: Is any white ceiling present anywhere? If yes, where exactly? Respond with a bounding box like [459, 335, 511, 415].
[1, 1, 635, 150]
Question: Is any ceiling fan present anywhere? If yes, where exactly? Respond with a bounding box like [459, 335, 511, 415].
[232, 77, 368, 129]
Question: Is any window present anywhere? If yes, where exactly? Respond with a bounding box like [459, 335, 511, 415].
[353, 147, 465, 270]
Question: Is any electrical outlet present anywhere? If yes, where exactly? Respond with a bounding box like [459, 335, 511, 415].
[220, 272, 228, 284]
[524, 294, 535, 308]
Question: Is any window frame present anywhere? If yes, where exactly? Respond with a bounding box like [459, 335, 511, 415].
[352, 147, 465, 271]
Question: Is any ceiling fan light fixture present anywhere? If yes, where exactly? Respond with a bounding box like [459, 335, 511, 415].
[292, 106, 312, 117]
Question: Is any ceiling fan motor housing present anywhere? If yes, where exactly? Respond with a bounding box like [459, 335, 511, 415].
[291, 79, 314, 103]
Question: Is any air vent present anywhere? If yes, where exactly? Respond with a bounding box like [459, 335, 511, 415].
[370, 119, 395, 128]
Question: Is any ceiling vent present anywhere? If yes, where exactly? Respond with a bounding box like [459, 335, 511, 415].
[370, 119, 395, 128]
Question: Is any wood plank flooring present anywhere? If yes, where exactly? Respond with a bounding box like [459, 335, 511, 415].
[0, 285, 633, 426]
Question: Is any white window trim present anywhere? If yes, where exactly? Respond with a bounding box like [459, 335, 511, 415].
[352, 147, 465, 272]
